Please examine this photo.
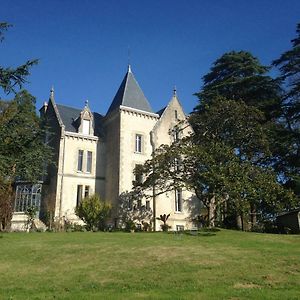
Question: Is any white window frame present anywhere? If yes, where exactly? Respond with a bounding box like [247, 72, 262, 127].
[176, 225, 184, 231]
[86, 151, 92, 173]
[77, 150, 84, 171]
[135, 134, 142, 153]
[84, 185, 90, 198]
[175, 189, 183, 212]
[76, 185, 83, 206]
[82, 119, 90, 135]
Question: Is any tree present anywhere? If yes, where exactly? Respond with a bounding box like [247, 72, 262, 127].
[191, 97, 270, 163]
[272, 23, 300, 191]
[189, 50, 297, 229]
[75, 194, 112, 231]
[0, 91, 52, 230]
[135, 136, 296, 230]
[0, 23, 43, 230]
[195, 51, 282, 120]
[0, 22, 38, 94]
[0, 91, 52, 182]
[117, 191, 153, 231]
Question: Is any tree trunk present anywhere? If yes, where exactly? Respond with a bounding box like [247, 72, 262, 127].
[208, 196, 216, 227]
[250, 204, 257, 230]
[236, 214, 242, 230]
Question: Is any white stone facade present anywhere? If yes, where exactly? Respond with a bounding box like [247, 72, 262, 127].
[36, 68, 199, 231]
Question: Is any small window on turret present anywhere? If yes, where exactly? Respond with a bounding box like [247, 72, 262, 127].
[82, 119, 90, 135]
[175, 110, 178, 120]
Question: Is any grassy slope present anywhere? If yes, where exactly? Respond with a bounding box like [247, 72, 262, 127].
[0, 230, 299, 300]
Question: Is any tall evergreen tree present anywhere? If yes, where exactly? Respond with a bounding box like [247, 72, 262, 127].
[0, 22, 48, 230]
[195, 51, 282, 120]
[272, 23, 300, 191]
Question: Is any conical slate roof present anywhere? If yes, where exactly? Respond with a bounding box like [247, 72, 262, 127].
[107, 66, 153, 115]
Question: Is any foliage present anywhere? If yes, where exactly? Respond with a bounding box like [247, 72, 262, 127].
[75, 194, 112, 231]
[125, 219, 136, 232]
[24, 206, 37, 231]
[0, 22, 38, 94]
[0, 91, 52, 183]
[189, 50, 297, 228]
[0, 23, 46, 228]
[272, 22, 300, 192]
[117, 191, 153, 231]
[156, 213, 170, 232]
[134, 96, 297, 230]
[191, 97, 270, 163]
[195, 50, 282, 120]
[0, 179, 14, 231]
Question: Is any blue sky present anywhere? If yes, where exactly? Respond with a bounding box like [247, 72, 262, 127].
[1, 0, 299, 114]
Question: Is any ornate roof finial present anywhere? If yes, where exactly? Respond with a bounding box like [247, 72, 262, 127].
[85, 99, 89, 107]
[173, 86, 177, 96]
[127, 45, 131, 73]
[50, 85, 54, 100]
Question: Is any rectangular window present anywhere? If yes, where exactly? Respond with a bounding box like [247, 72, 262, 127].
[82, 119, 90, 135]
[176, 225, 184, 231]
[87, 151, 92, 173]
[175, 189, 183, 212]
[76, 185, 83, 206]
[175, 110, 178, 120]
[135, 164, 143, 184]
[135, 134, 142, 153]
[146, 200, 150, 210]
[77, 150, 84, 171]
[137, 199, 142, 209]
[84, 186, 90, 198]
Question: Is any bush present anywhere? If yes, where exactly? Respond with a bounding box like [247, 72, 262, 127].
[160, 224, 171, 232]
[75, 194, 112, 231]
[125, 219, 135, 232]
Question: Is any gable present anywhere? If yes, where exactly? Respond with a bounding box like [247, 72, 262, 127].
[151, 95, 193, 147]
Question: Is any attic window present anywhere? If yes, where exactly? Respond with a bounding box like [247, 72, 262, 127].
[82, 119, 90, 135]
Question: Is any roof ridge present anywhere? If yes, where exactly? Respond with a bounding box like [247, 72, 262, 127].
[56, 103, 82, 110]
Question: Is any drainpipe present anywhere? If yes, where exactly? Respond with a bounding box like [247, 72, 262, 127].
[59, 127, 66, 219]
[150, 131, 156, 231]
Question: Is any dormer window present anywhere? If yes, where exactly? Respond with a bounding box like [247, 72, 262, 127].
[82, 119, 90, 135]
[78, 100, 94, 135]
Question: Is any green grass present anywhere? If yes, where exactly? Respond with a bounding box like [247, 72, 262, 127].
[0, 230, 299, 300]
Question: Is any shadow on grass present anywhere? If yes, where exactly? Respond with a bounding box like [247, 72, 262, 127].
[183, 228, 221, 237]
[185, 231, 217, 237]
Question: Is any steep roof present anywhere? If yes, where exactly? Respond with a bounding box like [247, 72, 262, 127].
[56, 104, 104, 136]
[107, 66, 153, 115]
[156, 106, 166, 117]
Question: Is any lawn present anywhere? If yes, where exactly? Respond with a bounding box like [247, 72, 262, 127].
[0, 229, 299, 300]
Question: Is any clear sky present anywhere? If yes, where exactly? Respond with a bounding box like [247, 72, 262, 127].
[1, 0, 299, 115]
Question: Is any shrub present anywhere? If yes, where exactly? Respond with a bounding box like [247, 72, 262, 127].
[75, 194, 111, 231]
[156, 214, 170, 232]
[125, 219, 135, 232]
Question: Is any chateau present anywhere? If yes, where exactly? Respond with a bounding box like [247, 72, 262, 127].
[12, 66, 198, 231]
